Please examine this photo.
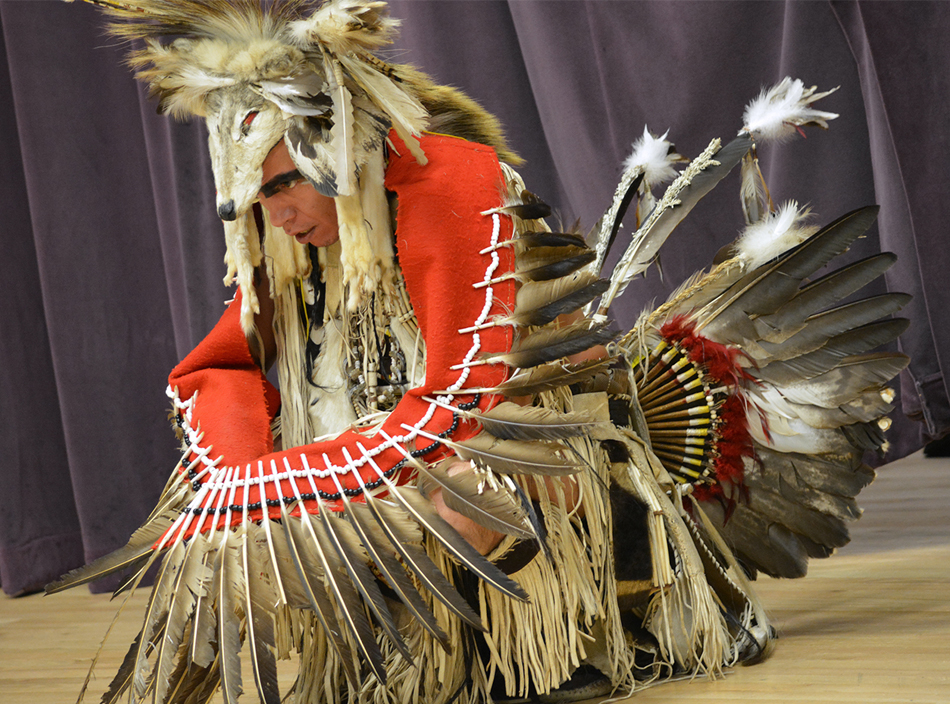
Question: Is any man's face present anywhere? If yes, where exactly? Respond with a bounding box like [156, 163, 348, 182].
[258, 140, 339, 248]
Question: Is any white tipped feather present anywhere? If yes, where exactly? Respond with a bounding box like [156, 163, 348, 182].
[742, 78, 838, 142]
[623, 126, 682, 189]
[735, 201, 819, 269]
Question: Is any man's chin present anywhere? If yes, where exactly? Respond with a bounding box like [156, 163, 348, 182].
[304, 232, 341, 248]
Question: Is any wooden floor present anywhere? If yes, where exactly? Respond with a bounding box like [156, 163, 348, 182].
[2, 451, 948, 704]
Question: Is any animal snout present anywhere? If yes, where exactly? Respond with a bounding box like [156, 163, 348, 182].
[217, 200, 238, 221]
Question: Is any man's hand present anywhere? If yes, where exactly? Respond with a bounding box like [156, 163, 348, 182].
[428, 459, 505, 555]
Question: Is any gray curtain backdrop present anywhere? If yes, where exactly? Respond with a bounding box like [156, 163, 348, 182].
[1, 0, 946, 596]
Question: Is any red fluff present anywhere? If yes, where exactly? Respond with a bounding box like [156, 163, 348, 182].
[660, 316, 756, 388]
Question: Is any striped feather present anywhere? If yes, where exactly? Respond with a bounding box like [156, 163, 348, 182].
[316, 498, 412, 665]
[417, 460, 536, 540]
[362, 495, 485, 630]
[386, 485, 528, 601]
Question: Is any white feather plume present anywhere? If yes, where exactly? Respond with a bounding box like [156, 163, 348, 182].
[289, 0, 399, 54]
[741, 77, 838, 142]
[622, 126, 682, 189]
[735, 201, 819, 269]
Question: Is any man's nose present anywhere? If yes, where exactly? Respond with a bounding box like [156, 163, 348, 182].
[265, 202, 294, 230]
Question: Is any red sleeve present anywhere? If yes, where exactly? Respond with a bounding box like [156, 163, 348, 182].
[166, 133, 516, 538]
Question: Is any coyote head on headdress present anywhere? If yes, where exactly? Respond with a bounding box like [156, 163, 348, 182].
[95, 0, 426, 221]
[83, 0, 517, 322]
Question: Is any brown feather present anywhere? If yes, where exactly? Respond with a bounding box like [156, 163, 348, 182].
[487, 318, 617, 369]
[215, 532, 244, 704]
[281, 506, 359, 688]
[316, 499, 412, 665]
[510, 273, 609, 327]
[417, 461, 536, 539]
[385, 485, 528, 601]
[241, 522, 281, 704]
[448, 432, 580, 477]
[341, 499, 451, 650]
[45, 513, 176, 594]
[490, 357, 614, 397]
[476, 401, 605, 441]
[362, 496, 485, 630]
[306, 510, 387, 683]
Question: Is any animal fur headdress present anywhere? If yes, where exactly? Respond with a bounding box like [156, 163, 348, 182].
[83, 0, 516, 326]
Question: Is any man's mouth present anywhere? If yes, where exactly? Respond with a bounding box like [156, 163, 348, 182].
[293, 227, 314, 243]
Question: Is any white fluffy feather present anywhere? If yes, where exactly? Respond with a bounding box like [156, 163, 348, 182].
[735, 201, 819, 269]
[742, 77, 838, 142]
[289, 0, 399, 54]
[622, 126, 682, 188]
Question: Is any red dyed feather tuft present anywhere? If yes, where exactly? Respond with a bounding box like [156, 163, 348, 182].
[660, 316, 758, 520]
[660, 315, 756, 387]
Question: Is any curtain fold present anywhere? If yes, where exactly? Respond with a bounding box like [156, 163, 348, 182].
[1, 0, 945, 596]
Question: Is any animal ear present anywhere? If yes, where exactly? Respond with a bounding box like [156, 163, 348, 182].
[291, 0, 400, 55]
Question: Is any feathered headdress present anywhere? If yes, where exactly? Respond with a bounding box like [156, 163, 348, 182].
[80, 0, 515, 325]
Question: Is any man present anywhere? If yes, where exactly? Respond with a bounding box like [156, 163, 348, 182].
[53, 3, 904, 704]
